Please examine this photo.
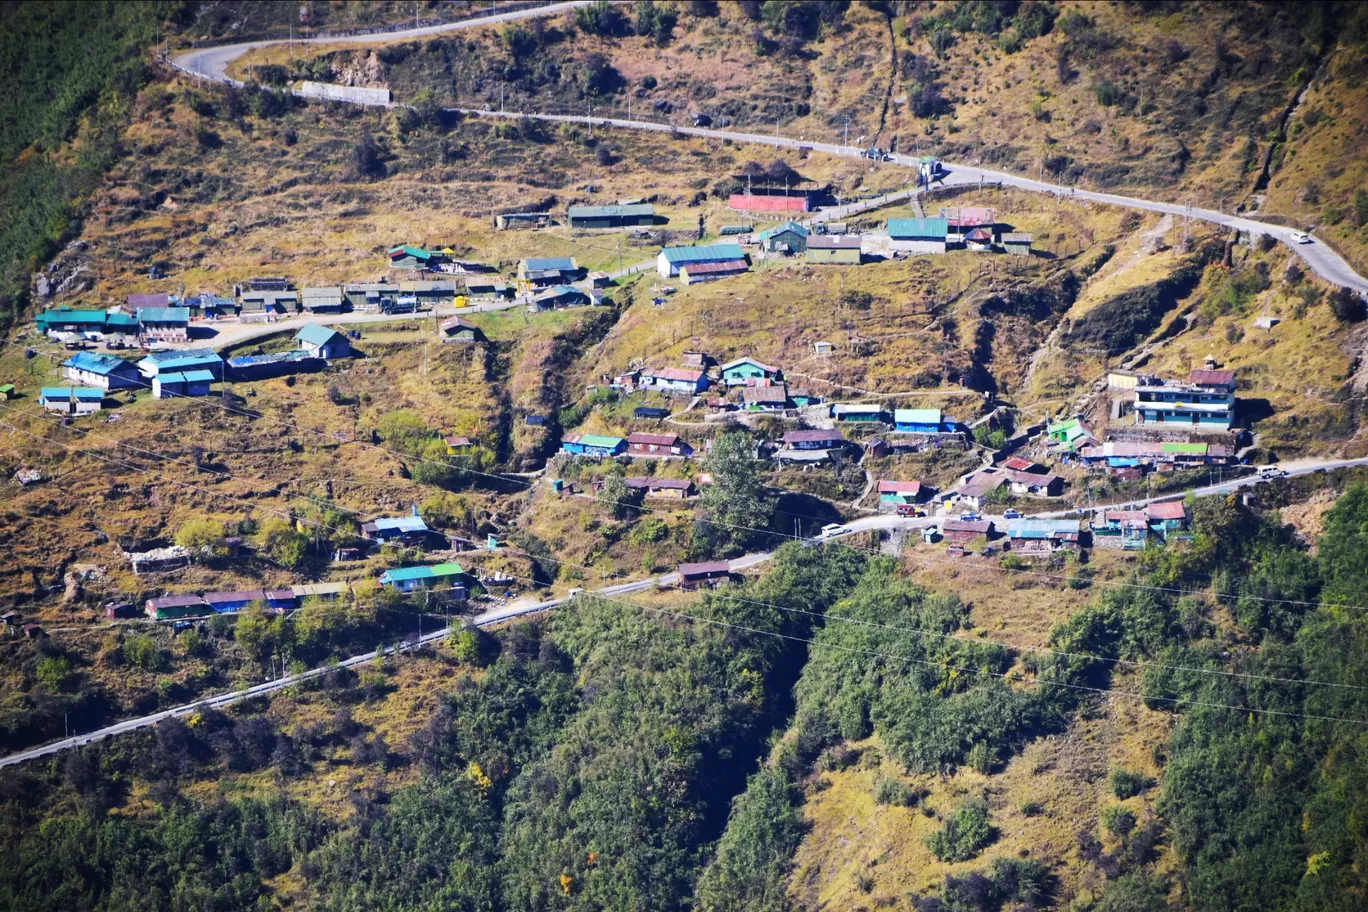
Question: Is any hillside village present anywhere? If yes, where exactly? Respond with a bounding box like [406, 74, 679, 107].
[4, 3, 1368, 912]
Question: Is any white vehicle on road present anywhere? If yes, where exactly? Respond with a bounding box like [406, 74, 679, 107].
[820, 523, 852, 538]
[1257, 464, 1288, 478]
[1290, 231, 1312, 245]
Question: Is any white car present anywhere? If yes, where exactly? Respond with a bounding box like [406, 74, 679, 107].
[820, 523, 852, 538]
[1290, 231, 1312, 245]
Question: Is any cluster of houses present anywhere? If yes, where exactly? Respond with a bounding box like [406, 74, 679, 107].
[37, 324, 354, 413]
[926, 499, 1190, 556]
[736, 207, 1033, 267]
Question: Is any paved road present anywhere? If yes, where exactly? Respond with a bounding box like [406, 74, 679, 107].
[171, 8, 1367, 294]
[171, 1, 592, 84]
[172, 297, 525, 352]
[6, 452, 1364, 768]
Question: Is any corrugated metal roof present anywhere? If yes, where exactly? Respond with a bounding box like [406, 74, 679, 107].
[568, 204, 655, 219]
[40, 387, 103, 401]
[295, 323, 344, 346]
[127, 292, 170, 308]
[887, 217, 948, 239]
[757, 221, 810, 240]
[878, 480, 922, 494]
[783, 428, 844, 443]
[64, 352, 137, 375]
[522, 257, 576, 271]
[566, 434, 624, 449]
[1189, 369, 1236, 386]
[807, 235, 862, 249]
[37, 308, 108, 324]
[680, 259, 749, 276]
[660, 243, 745, 265]
[1147, 501, 1187, 520]
[895, 408, 943, 424]
[369, 516, 429, 533]
[1007, 519, 1081, 538]
[720, 357, 778, 373]
[137, 307, 190, 323]
[643, 367, 705, 382]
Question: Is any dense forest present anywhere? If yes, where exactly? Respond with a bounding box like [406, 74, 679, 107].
[3, 487, 1367, 911]
[0, 1, 178, 334]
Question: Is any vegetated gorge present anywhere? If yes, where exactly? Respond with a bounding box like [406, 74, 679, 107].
[1, 2, 1368, 912]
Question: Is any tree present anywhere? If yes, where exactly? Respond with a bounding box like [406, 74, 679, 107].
[35, 654, 72, 691]
[410, 88, 443, 130]
[419, 491, 475, 531]
[600, 473, 640, 520]
[635, 0, 677, 44]
[501, 22, 537, 61]
[1318, 483, 1368, 605]
[1355, 188, 1368, 227]
[256, 516, 310, 569]
[578, 52, 622, 96]
[175, 517, 228, 558]
[698, 431, 773, 554]
[1328, 286, 1365, 323]
[574, 0, 628, 36]
[352, 126, 383, 178]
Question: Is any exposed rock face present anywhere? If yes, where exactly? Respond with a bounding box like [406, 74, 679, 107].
[335, 50, 386, 88]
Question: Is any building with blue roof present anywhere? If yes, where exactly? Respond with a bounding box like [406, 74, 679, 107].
[517, 257, 579, 287]
[657, 243, 747, 277]
[894, 408, 957, 434]
[39, 387, 104, 415]
[227, 349, 322, 381]
[138, 348, 224, 380]
[137, 306, 191, 342]
[294, 323, 351, 359]
[63, 352, 142, 390]
[152, 370, 215, 399]
[887, 217, 948, 254]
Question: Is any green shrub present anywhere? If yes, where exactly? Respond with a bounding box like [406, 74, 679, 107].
[873, 775, 918, 807]
[1102, 805, 1137, 836]
[926, 799, 994, 862]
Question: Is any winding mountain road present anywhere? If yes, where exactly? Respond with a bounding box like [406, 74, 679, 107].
[4, 452, 1364, 769]
[171, 15, 1368, 295]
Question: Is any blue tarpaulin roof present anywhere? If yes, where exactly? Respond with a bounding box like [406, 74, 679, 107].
[158, 370, 215, 384]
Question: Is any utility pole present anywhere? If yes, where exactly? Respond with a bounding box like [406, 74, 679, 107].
[843, 114, 851, 147]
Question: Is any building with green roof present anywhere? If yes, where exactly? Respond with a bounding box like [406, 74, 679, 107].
[756, 221, 810, 253]
[378, 562, 467, 592]
[887, 217, 948, 254]
[567, 204, 655, 229]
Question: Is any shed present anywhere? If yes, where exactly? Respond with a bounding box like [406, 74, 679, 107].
[400, 280, 458, 305]
[144, 594, 210, 620]
[295, 323, 352, 359]
[567, 203, 656, 229]
[887, 217, 948, 254]
[152, 370, 215, 399]
[39, 387, 104, 415]
[204, 590, 267, 613]
[462, 276, 511, 299]
[1001, 232, 1033, 256]
[534, 285, 591, 308]
[678, 560, 733, 590]
[625, 477, 696, 498]
[495, 212, 550, 230]
[387, 245, 433, 268]
[378, 562, 466, 592]
[833, 403, 886, 423]
[439, 316, 484, 343]
[805, 235, 862, 264]
[291, 582, 350, 601]
[634, 406, 671, 420]
[361, 515, 431, 543]
[300, 287, 347, 313]
[1006, 518, 1082, 550]
[657, 243, 746, 278]
[680, 259, 750, 284]
[942, 519, 995, 543]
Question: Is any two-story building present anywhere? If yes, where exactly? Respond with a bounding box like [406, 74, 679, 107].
[1134, 369, 1236, 429]
[720, 357, 781, 386]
